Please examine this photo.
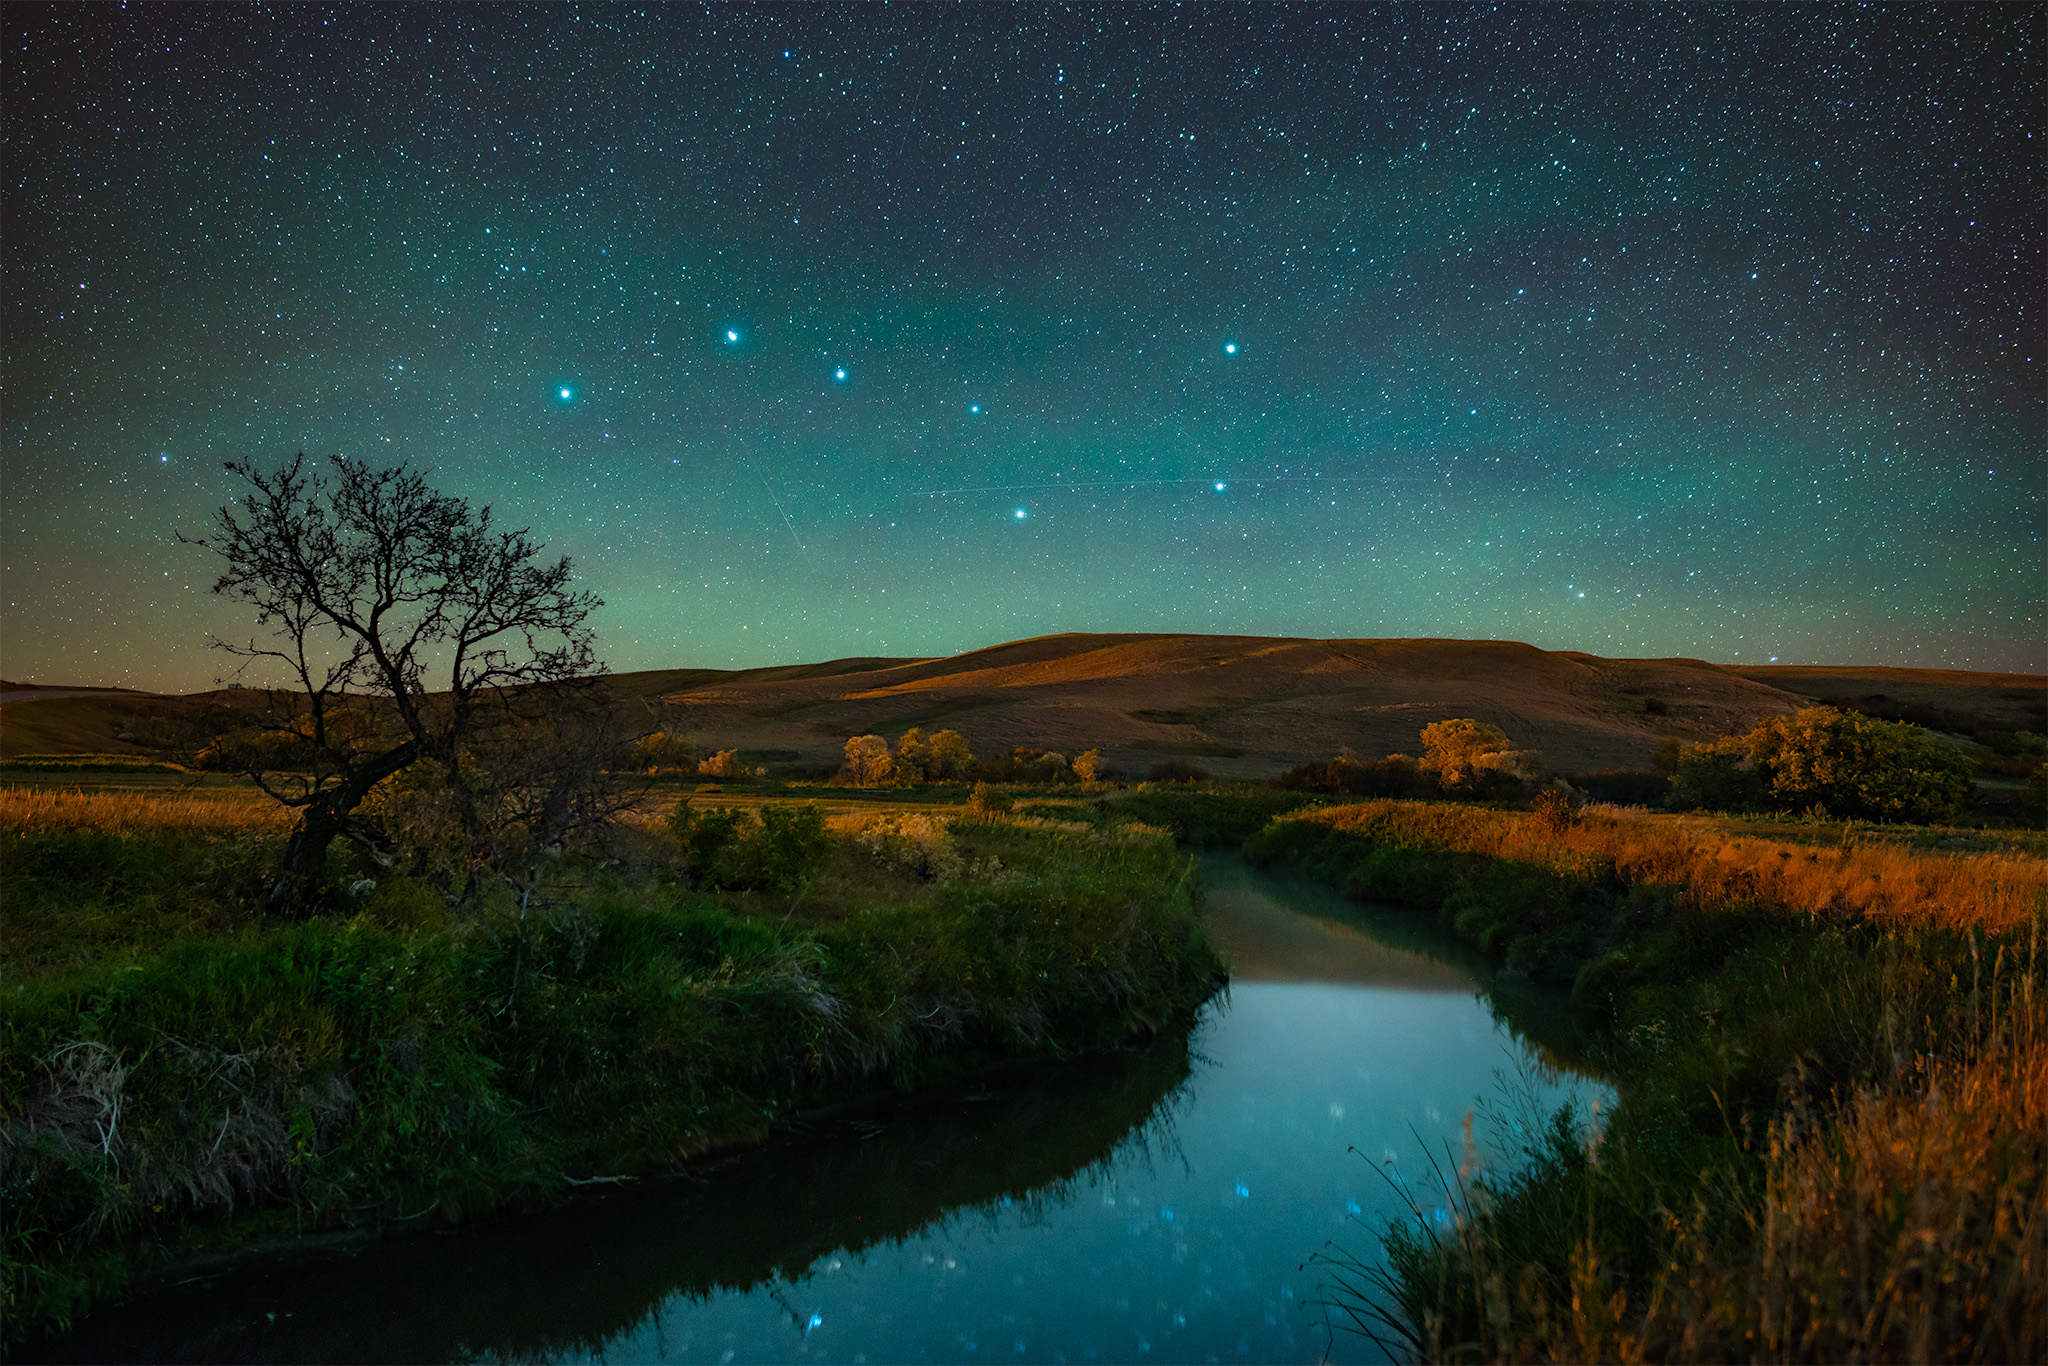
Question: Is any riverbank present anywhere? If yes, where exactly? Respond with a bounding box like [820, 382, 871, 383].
[1241, 797, 2046, 1361]
[16, 851, 1598, 1365]
[0, 805, 1223, 1346]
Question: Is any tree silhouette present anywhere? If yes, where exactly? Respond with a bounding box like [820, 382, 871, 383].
[189, 453, 601, 911]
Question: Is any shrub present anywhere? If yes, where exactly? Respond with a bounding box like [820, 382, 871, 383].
[722, 804, 835, 893]
[1418, 719, 1509, 787]
[1270, 754, 1432, 798]
[667, 801, 834, 894]
[1751, 706, 1973, 822]
[1119, 787, 1320, 847]
[1420, 719, 1540, 793]
[1674, 707, 1974, 822]
[696, 749, 744, 780]
[1566, 769, 1673, 807]
[629, 732, 696, 772]
[668, 800, 747, 879]
[1144, 760, 1210, 784]
[838, 811, 964, 883]
[1670, 735, 1768, 811]
[976, 747, 1072, 784]
[968, 782, 1013, 816]
[1528, 788, 1579, 838]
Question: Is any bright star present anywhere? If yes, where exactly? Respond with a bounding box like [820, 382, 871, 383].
[557, 386, 574, 402]
[1223, 341, 1238, 355]
[725, 329, 739, 343]
[969, 404, 981, 414]
[1214, 481, 1226, 492]
[834, 367, 847, 381]
[1013, 507, 1028, 520]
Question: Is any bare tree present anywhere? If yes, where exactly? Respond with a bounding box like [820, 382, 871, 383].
[187, 453, 602, 912]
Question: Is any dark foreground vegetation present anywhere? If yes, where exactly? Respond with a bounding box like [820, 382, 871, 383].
[0, 802, 1220, 1345]
[6, 689, 2041, 1359]
[1226, 794, 2046, 1362]
[1270, 705, 2046, 830]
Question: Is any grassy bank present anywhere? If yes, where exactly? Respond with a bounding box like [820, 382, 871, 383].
[1246, 799, 2047, 1362]
[0, 802, 1221, 1345]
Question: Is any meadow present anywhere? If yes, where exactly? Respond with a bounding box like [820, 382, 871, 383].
[0, 775, 1221, 1345]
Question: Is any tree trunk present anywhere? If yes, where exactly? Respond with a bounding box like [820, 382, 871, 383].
[265, 742, 421, 916]
[267, 796, 349, 916]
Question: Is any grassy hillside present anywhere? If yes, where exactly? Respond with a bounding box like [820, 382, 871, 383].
[7, 635, 2037, 787]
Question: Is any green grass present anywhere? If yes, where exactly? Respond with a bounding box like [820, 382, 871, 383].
[0, 811, 1221, 1345]
[1110, 784, 1328, 846]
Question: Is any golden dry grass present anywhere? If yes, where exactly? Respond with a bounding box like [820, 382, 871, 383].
[1295, 800, 2048, 932]
[0, 786, 290, 836]
[1527, 1017, 2048, 1364]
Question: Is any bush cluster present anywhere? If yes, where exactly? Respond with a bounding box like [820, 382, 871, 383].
[1672, 705, 1974, 822]
[666, 801, 835, 893]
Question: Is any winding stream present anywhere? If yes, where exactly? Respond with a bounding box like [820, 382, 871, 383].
[29, 858, 1605, 1364]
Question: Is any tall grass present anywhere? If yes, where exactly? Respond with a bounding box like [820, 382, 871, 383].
[1259, 797, 2048, 1361]
[0, 814, 1221, 1345]
[1365, 990, 2046, 1364]
[0, 787, 288, 836]
[1292, 799, 2046, 932]
[1, 797, 286, 978]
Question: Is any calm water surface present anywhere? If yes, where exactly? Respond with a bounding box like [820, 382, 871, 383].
[33, 859, 1604, 1364]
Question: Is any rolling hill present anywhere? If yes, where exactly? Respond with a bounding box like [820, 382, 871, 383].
[12, 635, 2035, 777]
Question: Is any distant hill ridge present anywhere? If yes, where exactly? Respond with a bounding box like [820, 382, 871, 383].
[4, 633, 2040, 774]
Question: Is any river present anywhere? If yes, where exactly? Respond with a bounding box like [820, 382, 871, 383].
[28, 857, 1605, 1364]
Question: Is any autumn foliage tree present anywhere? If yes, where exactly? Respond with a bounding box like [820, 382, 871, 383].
[842, 734, 894, 787]
[189, 453, 601, 911]
[1673, 705, 1973, 822]
[1419, 719, 1542, 792]
[893, 727, 974, 782]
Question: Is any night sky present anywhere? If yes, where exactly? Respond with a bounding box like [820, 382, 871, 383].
[5, 3, 2041, 690]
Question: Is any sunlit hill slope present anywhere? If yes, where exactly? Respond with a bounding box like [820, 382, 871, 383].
[6, 634, 2040, 777]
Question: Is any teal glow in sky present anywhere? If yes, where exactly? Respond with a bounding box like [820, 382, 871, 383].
[4, 4, 2040, 689]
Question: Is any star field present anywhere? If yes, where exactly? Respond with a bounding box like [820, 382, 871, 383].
[4, 3, 2040, 688]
